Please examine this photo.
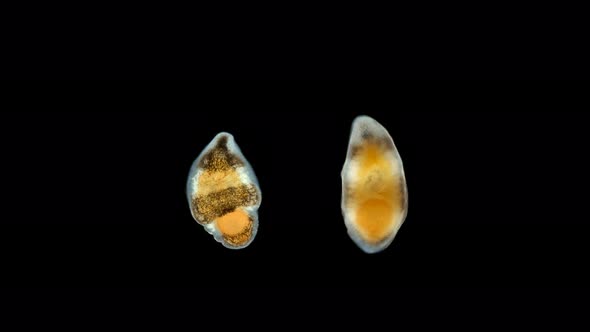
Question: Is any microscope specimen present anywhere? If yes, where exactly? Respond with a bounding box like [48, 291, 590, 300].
[187, 132, 261, 249]
[341, 116, 408, 253]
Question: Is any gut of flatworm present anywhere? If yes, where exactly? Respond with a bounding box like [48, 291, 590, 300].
[341, 116, 408, 254]
[186, 132, 261, 249]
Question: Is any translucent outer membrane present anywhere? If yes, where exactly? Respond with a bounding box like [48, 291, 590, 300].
[187, 132, 261, 249]
[341, 116, 408, 253]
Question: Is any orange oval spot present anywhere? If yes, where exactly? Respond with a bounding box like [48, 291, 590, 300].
[355, 199, 395, 243]
[215, 208, 251, 236]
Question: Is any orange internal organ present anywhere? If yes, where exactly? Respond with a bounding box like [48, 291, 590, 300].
[352, 142, 402, 243]
[215, 208, 253, 245]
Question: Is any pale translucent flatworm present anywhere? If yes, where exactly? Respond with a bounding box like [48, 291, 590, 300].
[341, 116, 408, 253]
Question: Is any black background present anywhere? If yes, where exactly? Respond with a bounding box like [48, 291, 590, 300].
[4, 3, 588, 79]
[2, 0, 589, 324]
[2, 83, 589, 328]
[1, 83, 588, 292]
